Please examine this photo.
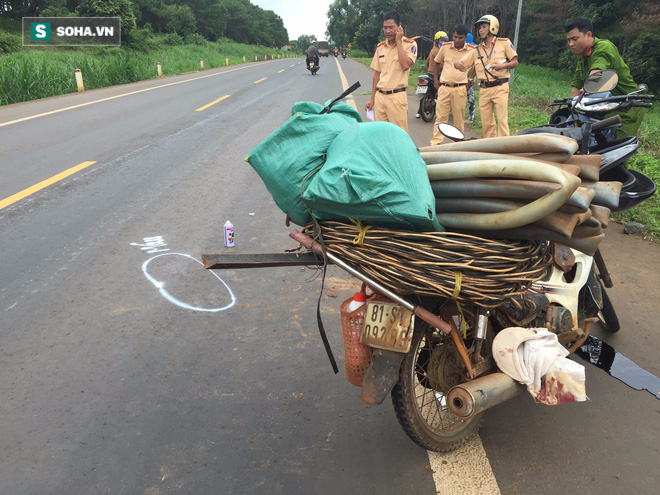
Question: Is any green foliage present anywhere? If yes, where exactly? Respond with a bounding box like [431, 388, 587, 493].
[76, 0, 137, 41]
[0, 30, 22, 54]
[163, 32, 184, 46]
[126, 26, 160, 52]
[626, 31, 659, 91]
[162, 4, 197, 37]
[183, 33, 208, 46]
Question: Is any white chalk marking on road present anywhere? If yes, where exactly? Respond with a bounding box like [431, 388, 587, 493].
[0, 63, 266, 128]
[333, 57, 358, 112]
[0, 161, 96, 211]
[428, 435, 500, 495]
[142, 252, 236, 312]
[130, 235, 170, 253]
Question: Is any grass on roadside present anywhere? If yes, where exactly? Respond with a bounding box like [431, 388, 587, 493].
[0, 43, 299, 105]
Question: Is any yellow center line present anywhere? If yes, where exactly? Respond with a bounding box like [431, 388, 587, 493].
[195, 94, 231, 112]
[0, 161, 97, 211]
[289, 64, 295, 67]
[253, 78, 268, 84]
[278, 69, 285, 73]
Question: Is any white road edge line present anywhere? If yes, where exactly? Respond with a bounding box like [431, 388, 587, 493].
[428, 436, 500, 494]
[333, 57, 359, 112]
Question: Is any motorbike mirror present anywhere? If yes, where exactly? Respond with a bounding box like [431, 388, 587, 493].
[583, 69, 618, 94]
[438, 123, 465, 141]
[635, 83, 648, 94]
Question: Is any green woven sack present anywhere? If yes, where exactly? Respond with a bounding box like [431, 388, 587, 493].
[245, 101, 361, 225]
[302, 122, 442, 232]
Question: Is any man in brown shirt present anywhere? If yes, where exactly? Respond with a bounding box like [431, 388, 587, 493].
[366, 11, 417, 132]
[455, 15, 518, 138]
[430, 24, 474, 144]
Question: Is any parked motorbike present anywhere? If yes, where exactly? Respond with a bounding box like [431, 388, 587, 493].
[301, 70, 654, 451]
[306, 56, 319, 75]
[210, 72, 654, 453]
[416, 74, 437, 122]
[518, 68, 655, 211]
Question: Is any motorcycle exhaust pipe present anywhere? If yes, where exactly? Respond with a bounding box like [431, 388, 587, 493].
[448, 372, 524, 418]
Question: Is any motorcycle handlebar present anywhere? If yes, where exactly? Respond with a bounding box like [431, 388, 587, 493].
[631, 102, 653, 108]
[591, 115, 621, 131]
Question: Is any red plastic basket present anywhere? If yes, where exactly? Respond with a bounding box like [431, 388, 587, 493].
[340, 296, 373, 387]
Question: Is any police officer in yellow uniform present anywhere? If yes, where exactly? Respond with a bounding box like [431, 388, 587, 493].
[365, 11, 417, 133]
[430, 24, 474, 144]
[454, 15, 518, 138]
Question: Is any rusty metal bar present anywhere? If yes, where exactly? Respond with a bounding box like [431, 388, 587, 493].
[289, 229, 454, 336]
[202, 252, 322, 269]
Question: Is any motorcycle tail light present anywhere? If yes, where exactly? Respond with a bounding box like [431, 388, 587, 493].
[418, 78, 427, 86]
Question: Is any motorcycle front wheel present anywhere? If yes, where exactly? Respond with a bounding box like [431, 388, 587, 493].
[420, 93, 436, 122]
[391, 317, 485, 452]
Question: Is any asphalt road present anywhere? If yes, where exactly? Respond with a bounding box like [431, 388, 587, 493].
[1, 56, 658, 494]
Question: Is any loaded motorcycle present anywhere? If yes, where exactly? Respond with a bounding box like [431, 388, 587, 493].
[208, 72, 655, 452]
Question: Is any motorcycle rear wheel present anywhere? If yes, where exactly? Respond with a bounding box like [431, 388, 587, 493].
[598, 284, 620, 333]
[391, 316, 485, 452]
[420, 93, 436, 122]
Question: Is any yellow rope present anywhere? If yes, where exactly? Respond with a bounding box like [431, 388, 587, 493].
[452, 271, 467, 339]
[350, 218, 372, 246]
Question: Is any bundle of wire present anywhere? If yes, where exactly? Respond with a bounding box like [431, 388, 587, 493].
[303, 222, 553, 308]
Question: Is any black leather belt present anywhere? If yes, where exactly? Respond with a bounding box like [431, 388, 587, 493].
[440, 82, 467, 87]
[481, 78, 509, 88]
[378, 87, 407, 95]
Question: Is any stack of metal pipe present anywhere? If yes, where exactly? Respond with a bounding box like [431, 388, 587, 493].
[419, 134, 620, 256]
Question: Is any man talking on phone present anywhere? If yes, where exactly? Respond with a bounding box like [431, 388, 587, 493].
[365, 11, 417, 132]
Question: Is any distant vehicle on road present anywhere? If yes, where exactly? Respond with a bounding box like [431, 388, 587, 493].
[317, 41, 330, 57]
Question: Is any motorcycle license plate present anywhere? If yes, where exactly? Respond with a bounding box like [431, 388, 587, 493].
[416, 86, 428, 94]
[361, 301, 414, 353]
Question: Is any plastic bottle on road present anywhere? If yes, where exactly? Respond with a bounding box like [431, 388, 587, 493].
[224, 220, 234, 247]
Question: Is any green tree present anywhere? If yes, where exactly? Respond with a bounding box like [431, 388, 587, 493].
[76, 0, 137, 40]
[162, 3, 197, 36]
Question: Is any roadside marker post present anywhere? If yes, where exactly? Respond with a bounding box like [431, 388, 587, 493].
[157, 62, 162, 77]
[200, 59, 204, 70]
[226, 57, 229, 66]
[243, 55, 246, 63]
[74, 69, 84, 92]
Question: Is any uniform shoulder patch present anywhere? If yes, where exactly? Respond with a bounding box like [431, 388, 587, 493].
[403, 37, 415, 42]
[377, 40, 386, 47]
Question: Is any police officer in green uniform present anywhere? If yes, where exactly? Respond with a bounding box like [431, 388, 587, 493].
[565, 17, 644, 138]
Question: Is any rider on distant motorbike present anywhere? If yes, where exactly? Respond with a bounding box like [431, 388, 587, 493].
[306, 41, 320, 68]
[341, 45, 347, 58]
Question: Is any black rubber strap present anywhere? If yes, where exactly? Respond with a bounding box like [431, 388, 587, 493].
[314, 229, 339, 374]
[320, 81, 362, 114]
